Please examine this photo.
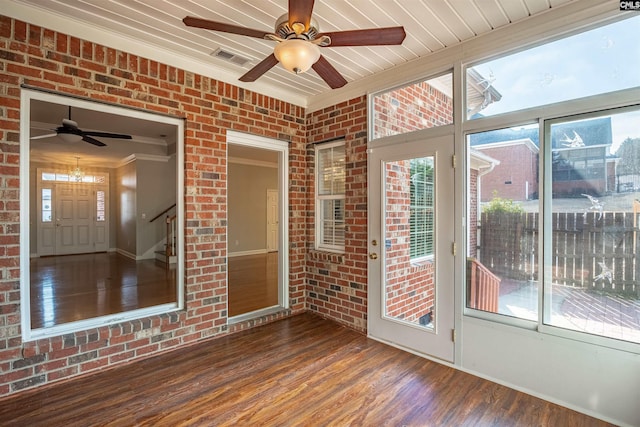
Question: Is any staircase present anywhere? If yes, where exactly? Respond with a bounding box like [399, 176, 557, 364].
[150, 205, 177, 268]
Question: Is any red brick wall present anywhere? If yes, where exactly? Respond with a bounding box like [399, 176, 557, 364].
[477, 144, 538, 202]
[0, 15, 307, 395]
[383, 161, 434, 323]
[373, 81, 453, 139]
[306, 97, 369, 332]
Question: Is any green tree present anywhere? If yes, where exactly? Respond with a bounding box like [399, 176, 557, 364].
[616, 137, 640, 175]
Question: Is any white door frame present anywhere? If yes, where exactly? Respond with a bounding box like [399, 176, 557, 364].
[266, 189, 279, 252]
[226, 130, 289, 323]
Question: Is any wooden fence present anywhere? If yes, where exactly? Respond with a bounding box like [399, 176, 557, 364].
[479, 211, 639, 296]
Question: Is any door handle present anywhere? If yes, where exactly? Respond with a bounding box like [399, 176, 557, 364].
[369, 252, 378, 260]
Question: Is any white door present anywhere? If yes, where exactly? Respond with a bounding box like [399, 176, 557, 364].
[266, 189, 278, 252]
[56, 183, 94, 255]
[36, 180, 110, 256]
[368, 133, 456, 362]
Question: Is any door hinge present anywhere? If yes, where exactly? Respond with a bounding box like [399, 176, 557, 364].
[452, 329, 456, 342]
[452, 154, 456, 168]
[451, 242, 456, 256]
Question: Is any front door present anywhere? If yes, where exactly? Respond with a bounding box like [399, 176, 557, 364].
[55, 183, 94, 255]
[368, 133, 455, 362]
[37, 175, 110, 256]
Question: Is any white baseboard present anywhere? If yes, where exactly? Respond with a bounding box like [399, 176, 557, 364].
[228, 249, 268, 258]
[115, 248, 136, 260]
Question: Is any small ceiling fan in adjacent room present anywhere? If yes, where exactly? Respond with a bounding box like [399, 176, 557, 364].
[30, 106, 133, 147]
[183, 0, 406, 89]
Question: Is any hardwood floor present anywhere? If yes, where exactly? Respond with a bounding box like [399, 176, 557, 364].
[30, 251, 278, 329]
[0, 313, 611, 426]
[30, 253, 176, 329]
[228, 252, 279, 317]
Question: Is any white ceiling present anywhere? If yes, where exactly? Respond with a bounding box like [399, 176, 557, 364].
[11, 0, 616, 167]
[8, 0, 576, 108]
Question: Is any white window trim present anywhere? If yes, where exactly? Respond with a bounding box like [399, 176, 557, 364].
[315, 140, 346, 253]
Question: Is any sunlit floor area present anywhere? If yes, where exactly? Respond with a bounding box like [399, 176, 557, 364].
[30, 253, 176, 329]
[228, 252, 279, 317]
[498, 279, 640, 343]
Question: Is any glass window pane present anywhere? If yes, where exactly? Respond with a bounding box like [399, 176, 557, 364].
[320, 199, 345, 247]
[42, 188, 52, 223]
[467, 16, 640, 119]
[372, 73, 453, 140]
[96, 190, 105, 222]
[546, 108, 640, 344]
[318, 145, 345, 196]
[466, 124, 540, 320]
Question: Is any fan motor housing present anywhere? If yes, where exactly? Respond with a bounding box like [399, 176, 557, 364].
[274, 13, 319, 40]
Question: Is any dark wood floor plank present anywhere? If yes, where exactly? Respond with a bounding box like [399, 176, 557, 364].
[0, 313, 612, 426]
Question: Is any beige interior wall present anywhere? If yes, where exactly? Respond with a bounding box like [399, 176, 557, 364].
[228, 162, 277, 254]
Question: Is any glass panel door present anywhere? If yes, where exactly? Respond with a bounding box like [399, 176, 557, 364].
[384, 156, 436, 329]
[369, 133, 455, 362]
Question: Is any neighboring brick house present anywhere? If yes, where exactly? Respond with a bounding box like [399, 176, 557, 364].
[475, 138, 538, 202]
[470, 117, 614, 201]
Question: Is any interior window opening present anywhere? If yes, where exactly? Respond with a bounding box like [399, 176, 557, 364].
[23, 90, 184, 340]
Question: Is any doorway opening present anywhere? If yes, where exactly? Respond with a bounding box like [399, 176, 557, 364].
[227, 131, 289, 322]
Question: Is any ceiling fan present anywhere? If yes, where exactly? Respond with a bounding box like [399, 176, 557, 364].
[183, 0, 406, 89]
[30, 106, 133, 147]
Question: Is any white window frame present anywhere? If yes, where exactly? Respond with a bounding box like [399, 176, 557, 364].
[315, 140, 346, 253]
[20, 88, 185, 341]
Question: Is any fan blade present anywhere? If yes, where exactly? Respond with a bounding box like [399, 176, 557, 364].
[30, 132, 57, 140]
[318, 27, 406, 46]
[82, 135, 107, 147]
[312, 55, 347, 89]
[289, 0, 314, 30]
[83, 131, 132, 139]
[183, 16, 270, 39]
[239, 54, 279, 82]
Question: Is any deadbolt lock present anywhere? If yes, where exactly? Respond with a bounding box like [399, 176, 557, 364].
[369, 253, 378, 260]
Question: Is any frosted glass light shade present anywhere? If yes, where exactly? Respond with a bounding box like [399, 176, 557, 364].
[59, 132, 83, 143]
[274, 39, 320, 74]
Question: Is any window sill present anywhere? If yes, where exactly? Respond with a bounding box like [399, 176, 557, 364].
[410, 258, 433, 273]
[309, 249, 345, 264]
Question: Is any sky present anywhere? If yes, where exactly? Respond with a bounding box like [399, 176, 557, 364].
[470, 14, 640, 153]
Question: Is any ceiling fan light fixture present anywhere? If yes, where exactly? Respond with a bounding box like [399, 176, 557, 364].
[274, 39, 320, 74]
[59, 133, 83, 143]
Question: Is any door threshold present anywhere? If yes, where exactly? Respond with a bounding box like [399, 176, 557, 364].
[228, 305, 284, 325]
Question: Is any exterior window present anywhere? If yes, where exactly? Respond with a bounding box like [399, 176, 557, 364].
[466, 124, 540, 321]
[464, 17, 640, 349]
[96, 190, 106, 222]
[466, 15, 640, 119]
[316, 141, 345, 251]
[545, 109, 640, 344]
[410, 158, 434, 260]
[371, 72, 453, 141]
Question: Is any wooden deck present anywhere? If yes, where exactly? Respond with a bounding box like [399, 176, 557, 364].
[0, 313, 611, 426]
